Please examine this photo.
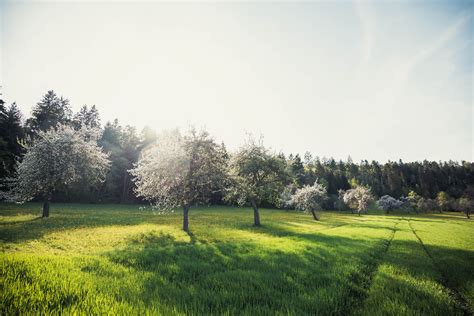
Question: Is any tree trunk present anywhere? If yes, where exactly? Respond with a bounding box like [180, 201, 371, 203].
[183, 205, 189, 231]
[42, 199, 50, 218]
[311, 209, 320, 221]
[251, 199, 261, 226]
[121, 172, 129, 204]
[466, 211, 471, 219]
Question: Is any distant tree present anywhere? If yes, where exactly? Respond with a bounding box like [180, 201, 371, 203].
[407, 190, 422, 213]
[455, 198, 473, 219]
[226, 137, 288, 226]
[436, 191, 452, 212]
[290, 154, 305, 186]
[131, 129, 227, 231]
[26, 91, 72, 135]
[4, 125, 109, 217]
[72, 105, 101, 129]
[398, 196, 412, 212]
[342, 185, 373, 216]
[278, 184, 297, 210]
[99, 120, 141, 203]
[417, 198, 438, 213]
[333, 190, 347, 211]
[0, 103, 26, 180]
[138, 126, 158, 151]
[291, 181, 328, 220]
[377, 195, 403, 214]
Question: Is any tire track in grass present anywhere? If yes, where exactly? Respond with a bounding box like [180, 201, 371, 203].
[408, 219, 473, 316]
[343, 219, 400, 315]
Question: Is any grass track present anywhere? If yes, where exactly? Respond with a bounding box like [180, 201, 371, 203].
[1, 203, 473, 315]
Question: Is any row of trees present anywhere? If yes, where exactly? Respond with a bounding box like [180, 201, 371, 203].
[3, 124, 472, 232]
[376, 192, 473, 218]
[1, 90, 473, 228]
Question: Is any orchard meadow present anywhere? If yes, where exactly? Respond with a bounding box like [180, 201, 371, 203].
[1, 203, 473, 315]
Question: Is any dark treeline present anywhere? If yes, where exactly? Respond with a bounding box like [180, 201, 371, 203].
[1, 90, 473, 206]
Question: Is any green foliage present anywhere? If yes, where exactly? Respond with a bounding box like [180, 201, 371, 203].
[417, 198, 438, 213]
[288, 154, 305, 186]
[226, 137, 289, 208]
[436, 191, 453, 211]
[72, 105, 101, 129]
[455, 197, 473, 219]
[0, 102, 26, 180]
[98, 120, 142, 203]
[26, 90, 72, 135]
[1, 204, 473, 315]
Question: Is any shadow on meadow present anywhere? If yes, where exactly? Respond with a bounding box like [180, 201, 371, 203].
[0, 203, 170, 244]
[83, 225, 400, 315]
[2, 203, 473, 314]
[85, 226, 473, 315]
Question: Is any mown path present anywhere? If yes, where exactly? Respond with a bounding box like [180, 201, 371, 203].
[408, 219, 473, 316]
[354, 216, 472, 315]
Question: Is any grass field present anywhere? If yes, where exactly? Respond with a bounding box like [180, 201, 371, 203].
[1, 203, 473, 315]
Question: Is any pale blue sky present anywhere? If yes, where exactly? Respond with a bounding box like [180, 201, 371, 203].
[1, 1, 472, 162]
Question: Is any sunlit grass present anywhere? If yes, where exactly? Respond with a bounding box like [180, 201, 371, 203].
[1, 203, 472, 315]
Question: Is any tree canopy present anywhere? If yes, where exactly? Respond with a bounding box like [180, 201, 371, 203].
[4, 125, 109, 217]
[131, 129, 227, 231]
[291, 181, 328, 220]
[342, 185, 374, 216]
[226, 137, 289, 226]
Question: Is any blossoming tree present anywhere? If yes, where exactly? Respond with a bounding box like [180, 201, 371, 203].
[342, 185, 373, 216]
[291, 181, 328, 221]
[5, 125, 109, 217]
[130, 129, 227, 231]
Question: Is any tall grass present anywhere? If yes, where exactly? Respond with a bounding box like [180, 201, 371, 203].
[1, 203, 472, 315]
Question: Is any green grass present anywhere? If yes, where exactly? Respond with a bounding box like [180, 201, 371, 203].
[1, 203, 473, 315]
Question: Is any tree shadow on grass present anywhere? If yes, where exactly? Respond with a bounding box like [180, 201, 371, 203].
[87, 225, 474, 315]
[0, 203, 162, 244]
[93, 230, 390, 315]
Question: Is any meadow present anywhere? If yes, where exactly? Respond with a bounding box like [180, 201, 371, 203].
[1, 203, 473, 315]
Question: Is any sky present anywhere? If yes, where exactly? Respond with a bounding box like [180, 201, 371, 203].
[1, 0, 472, 162]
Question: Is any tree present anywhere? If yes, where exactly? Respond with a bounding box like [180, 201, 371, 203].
[417, 198, 438, 213]
[436, 191, 452, 212]
[130, 129, 227, 231]
[72, 105, 101, 129]
[226, 137, 288, 226]
[377, 195, 403, 214]
[407, 190, 422, 213]
[26, 91, 72, 135]
[0, 103, 26, 180]
[291, 181, 327, 220]
[342, 185, 373, 216]
[289, 154, 305, 186]
[455, 198, 473, 219]
[98, 120, 141, 203]
[278, 184, 297, 210]
[4, 125, 109, 217]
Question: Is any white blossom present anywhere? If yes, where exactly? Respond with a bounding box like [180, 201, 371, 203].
[342, 185, 373, 216]
[291, 181, 327, 220]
